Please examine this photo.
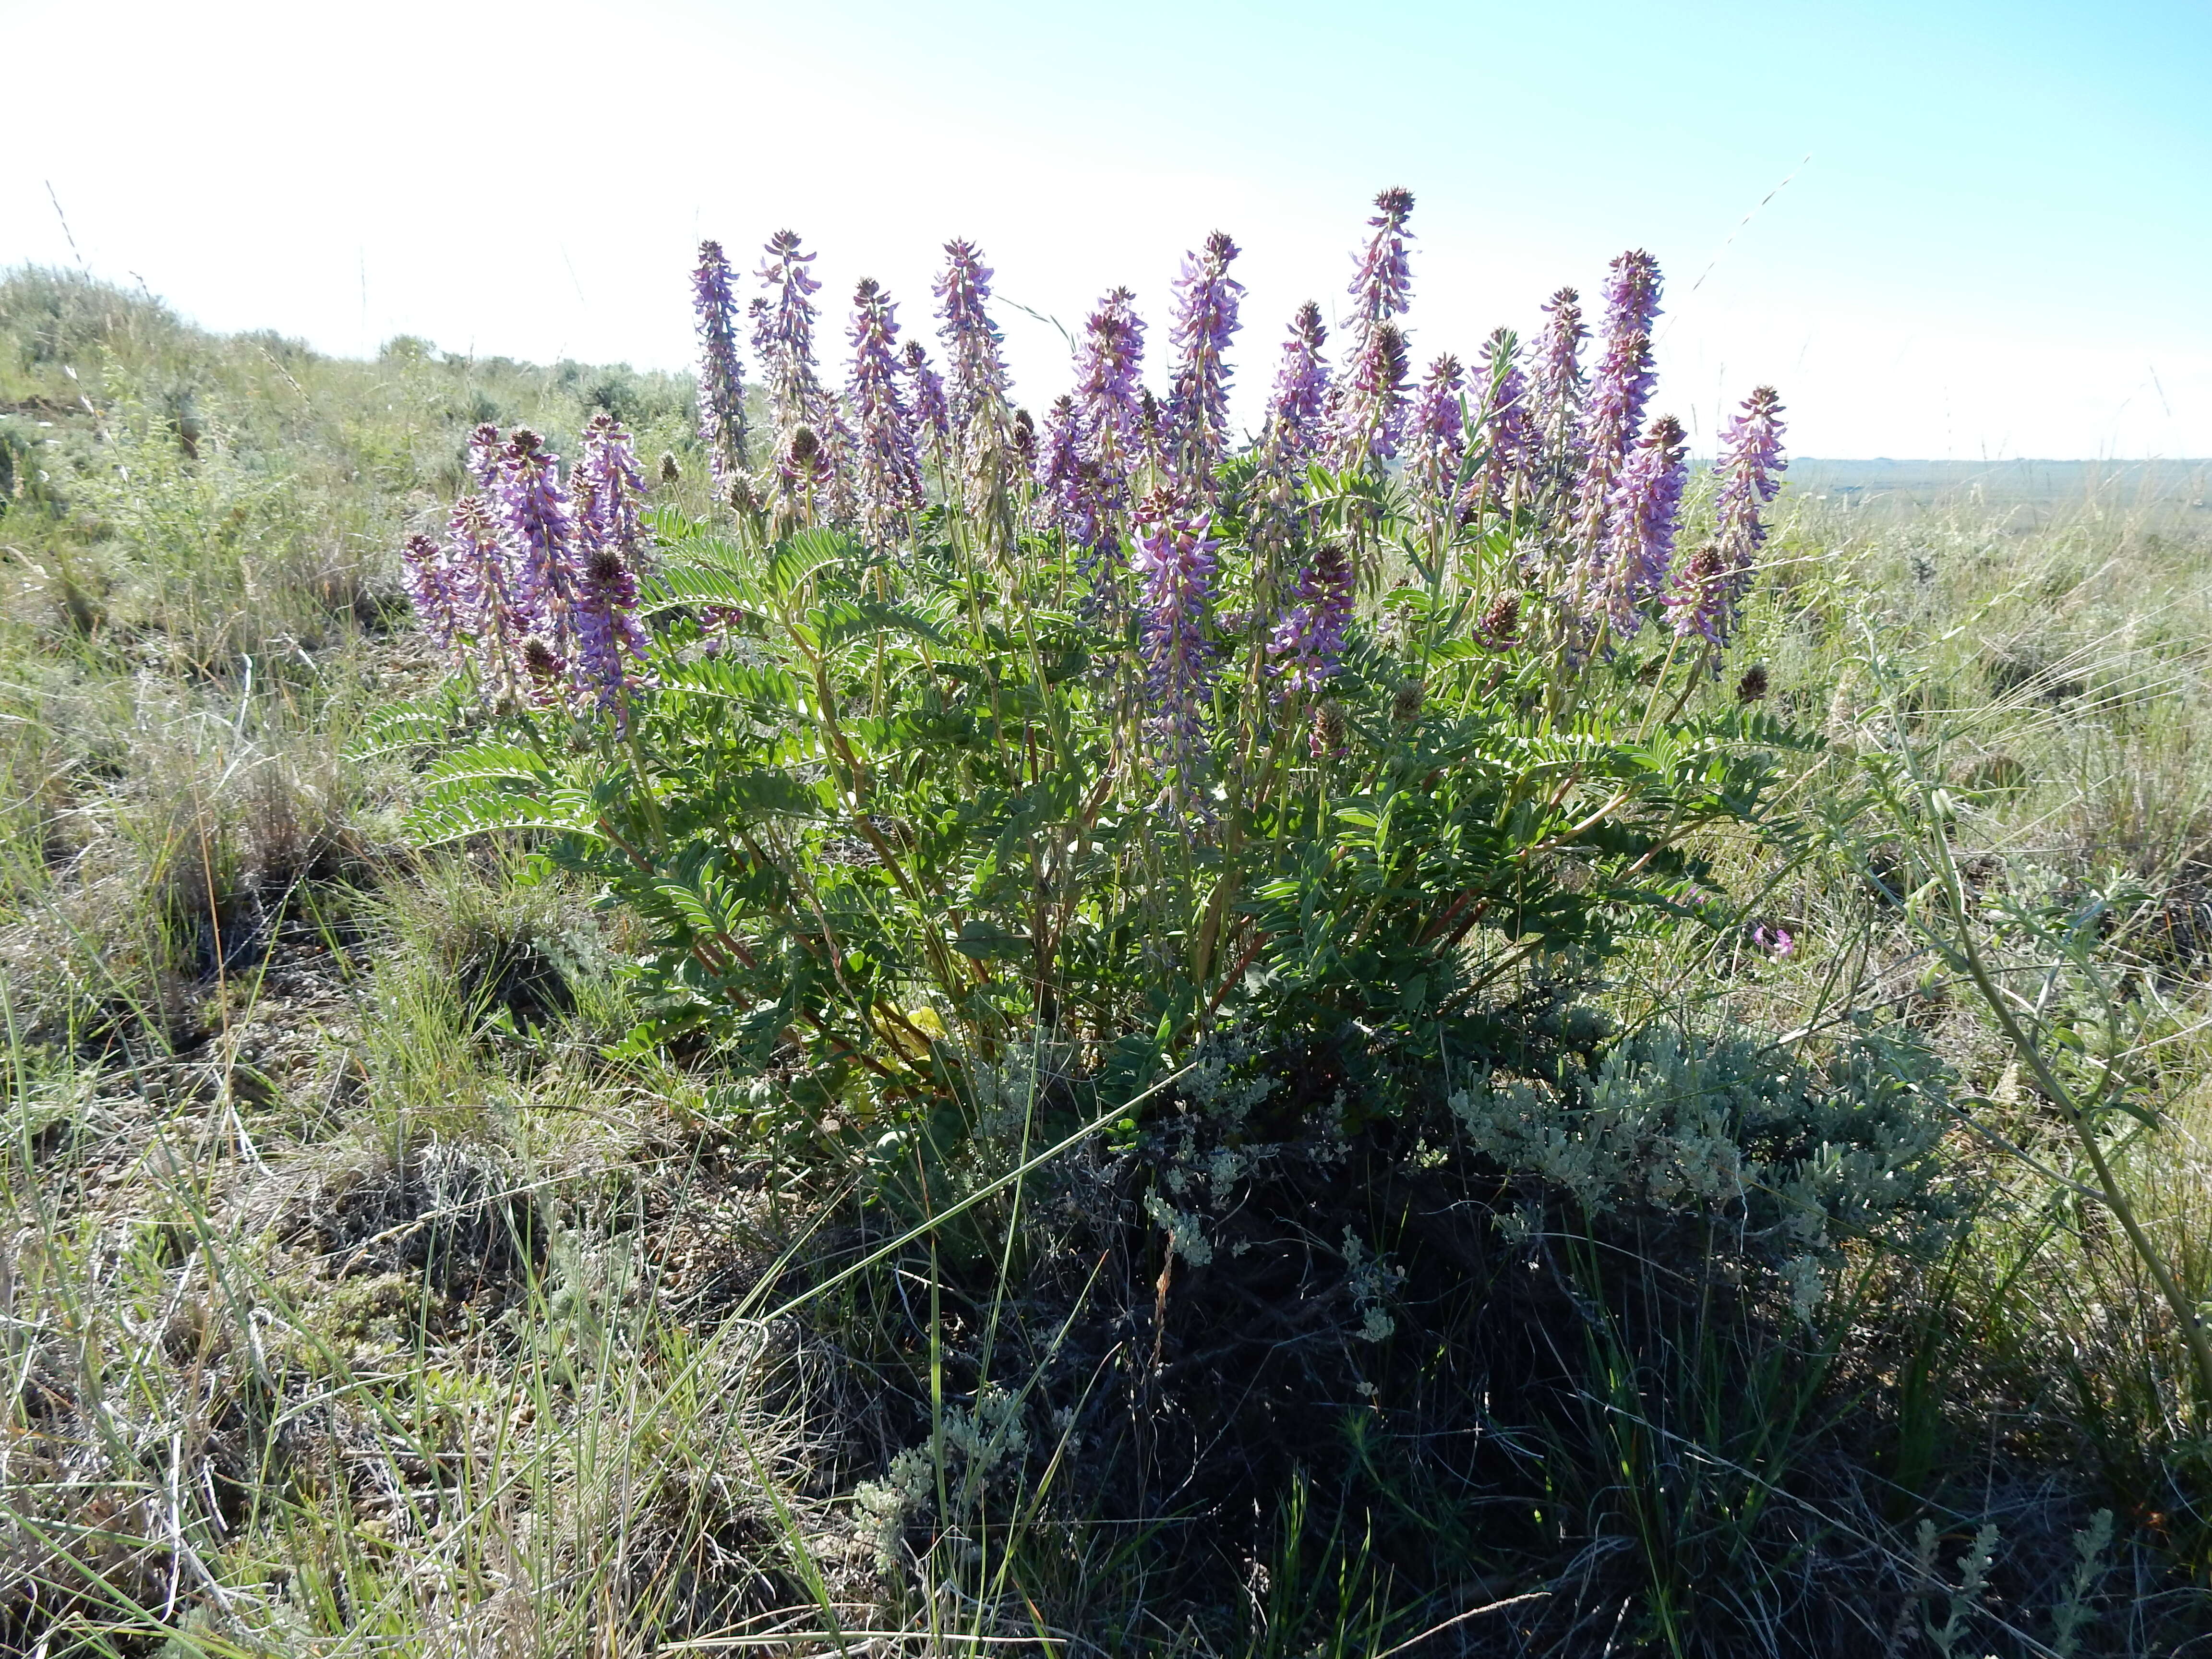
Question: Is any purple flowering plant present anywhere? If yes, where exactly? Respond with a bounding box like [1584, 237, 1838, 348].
[393, 192, 1805, 1144]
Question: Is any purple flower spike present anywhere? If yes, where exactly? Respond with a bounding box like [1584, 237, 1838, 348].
[902, 340, 950, 455]
[1572, 251, 1663, 546]
[1263, 301, 1331, 464]
[1475, 329, 1540, 513]
[1715, 385, 1788, 593]
[1164, 230, 1245, 492]
[1268, 540, 1354, 704]
[401, 533, 462, 654]
[934, 238, 1013, 435]
[1131, 494, 1221, 809]
[1404, 353, 1468, 520]
[577, 411, 651, 578]
[571, 542, 649, 722]
[493, 428, 581, 659]
[1347, 187, 1416, 327]
[445, 493, 533, 706]
[845, 277, 925, 549]
[1532, 287, 1587, 478]
[691, 240, 749, 485]
[466, 422, 505, 491]
[753, 229, 826, 434]
[1076, 286, 1148, 495]
[1594, 414, 1688, 640]
[1665, 543, 1734, 648]
[1333, 319, 1412, 468]
[1033, 394, 1097, 549]
[1332, 189, 1417, 470]
[569, 412, 653, 719]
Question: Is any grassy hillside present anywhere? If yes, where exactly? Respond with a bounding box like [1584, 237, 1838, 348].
[3, 264, 2211, 1657]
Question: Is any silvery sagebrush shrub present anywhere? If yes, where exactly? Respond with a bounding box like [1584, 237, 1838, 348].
[1452, 1027, 1963, 1298]
[368, 189, 1944, 1250]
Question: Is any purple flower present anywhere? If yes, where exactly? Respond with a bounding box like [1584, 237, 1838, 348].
[1262, 301, 1331, 464]
[492, 428, 581, 659]
[1664, 543, 1733, 647]
[1268, 540, 1354, 704]
[1347, 186, 1416, 327]
[1332, 189, 1417, 470]
[691, 239, 749, 486]
[401, 533, 462, 653]
[845, 277, 925, 549]
[1332, 320, 1411, 468]
[1715, 385, 1788, 593]
[1752, 922, 1796, 959]
[1531, 287, 1587, 479]
[1592, 414, 1688, 640]
[1163, 231, 1245, 492]
[1572, 251, 1662, 547]
[902, 340, 950, 456]
[571, 412, 652, 718]
[571, 542, 649, 722]
[1075, 286, 1147, 497]
[576, 411, 651, 579]
[1404, 353, 1467, 519]
[1032, 394, 1097, 549]
[445, 493, 533, 706]
[1131, 496, 1221, 809]
[755, 229, 854, 523]
[753, 229, 826, 434]
[933, 238, 1013, 436]
[1475, 328, 1540, 513]
[466, 422, 504, 491]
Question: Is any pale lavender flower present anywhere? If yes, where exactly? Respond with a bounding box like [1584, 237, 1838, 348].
[576, 411, 651, 578]
[1714, 385, 1788, 592]
[466, 422, 504, 490]
[570, 412, 652, 718]
[1033, 395, 1101, 552]
[1347, 186, 1416, 327]
[1163, 231, 1245, 490]
[1752, 922, 1795, 958]
[691, 240, 748, 485]
[933, 238, 1013, 433]
[494, 428, 581, 658]
[846, 277, 925, 548]
[1404, 353, 1467, 519]
[1262, 301, 1331, 464]
[777, 422, 832, 506]
[1475, 328, 1540, 512]
[446, 493, 533, 705]
[1665, 543, 1733, 647]
[1531, 287, 1586, 480]
[571, 543, 649, 721]
[1571, 251, 1662, 546]
[1594, 414, 1688, 640]
[401, 533, 461, 653]
[1268, 540, 1354, 704]
[902, 340, 950, 455]
[753, 229, 826, 433]
[1131, 495, 1221, 808]
[1332, 320, 1411, 467]
[1075, 286, 1147, 495]
[1332, 189, 1417, 469]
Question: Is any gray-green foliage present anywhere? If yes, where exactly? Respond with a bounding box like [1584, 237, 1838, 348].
[1452, 1027, 1959, 1256]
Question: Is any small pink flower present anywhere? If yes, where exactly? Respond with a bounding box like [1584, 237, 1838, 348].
[1752, 923, 1796, 959]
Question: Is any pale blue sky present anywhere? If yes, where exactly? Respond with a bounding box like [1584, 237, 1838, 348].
[5, 0, 2207, 457]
